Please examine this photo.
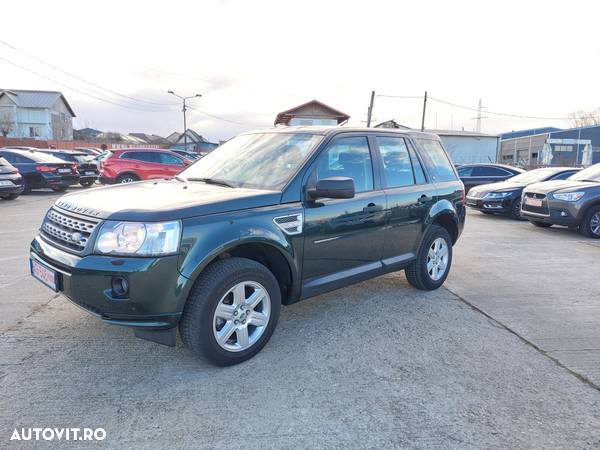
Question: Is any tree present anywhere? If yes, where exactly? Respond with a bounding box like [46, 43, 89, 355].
[568, 108, 600, 128]
[0, 110, 15, 138]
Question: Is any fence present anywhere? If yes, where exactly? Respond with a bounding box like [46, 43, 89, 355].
[0, 137, 167, 150]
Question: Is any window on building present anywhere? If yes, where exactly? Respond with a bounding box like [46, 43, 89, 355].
[502, 154, 514, 161]
[554, 145, 573, 152]
[29, 127, 40, 138]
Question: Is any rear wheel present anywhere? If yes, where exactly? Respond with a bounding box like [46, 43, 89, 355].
[116, 173, 139, 184]
[530, 221, 552, 228]
[405, 224, 453, 291]
[0, 193, 19, 200]
[80, 179, 95, 187]
[21, 179, 31, 194]
[580, 206, 600, 239]
[179, 257, 281, 366]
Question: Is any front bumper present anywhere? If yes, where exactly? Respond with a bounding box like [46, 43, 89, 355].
[466, 196, 513, 213]
[521, 196, 583, 227]
[30, 235, 191, 330]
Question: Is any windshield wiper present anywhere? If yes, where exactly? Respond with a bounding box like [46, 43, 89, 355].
[186, 177, 235, 188]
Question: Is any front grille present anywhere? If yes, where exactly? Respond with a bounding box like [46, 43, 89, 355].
[522, 193, 549, 215]
[41, 208, 101, 253]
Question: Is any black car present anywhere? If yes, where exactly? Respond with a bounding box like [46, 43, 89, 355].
[457, 163, 525, 193]
[0, 149, 80, 193]
[466, 167, 580, 219]
[0, 156, 24, 200]
[37, 149, 99, 187]
[30, 127, 465, 365]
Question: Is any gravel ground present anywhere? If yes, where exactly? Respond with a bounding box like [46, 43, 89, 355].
[1, 192, 600, 448]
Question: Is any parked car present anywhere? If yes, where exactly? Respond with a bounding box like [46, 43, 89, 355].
[457, 163, 525, 193]
[0, 149, 79, 192]
[74, 147, 104, 156]
[466, 167, 580, 219]
[521, 163, 600, 238]
[0, 156, 24, 200]
[37, 149, 99, 187]
[1, 146, 39, 151]
[29, 127, 465, 365]
[99, 148, 192, 184]
[171, 149, 200, 160]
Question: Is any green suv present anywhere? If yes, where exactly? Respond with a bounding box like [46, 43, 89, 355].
[30, 127, 465, 365]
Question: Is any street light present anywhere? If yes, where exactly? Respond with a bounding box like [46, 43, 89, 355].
[168, 91, 202, 151]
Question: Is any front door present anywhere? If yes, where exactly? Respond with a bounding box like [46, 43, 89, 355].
[302, 135, 386, 296]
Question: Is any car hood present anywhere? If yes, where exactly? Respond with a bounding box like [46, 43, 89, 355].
[524, 179, 600, 195]
[53, 179, 281, 221]
[469, 180, 524, 194]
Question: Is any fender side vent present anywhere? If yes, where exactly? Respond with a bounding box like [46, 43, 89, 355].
[273, 214, 303, 235]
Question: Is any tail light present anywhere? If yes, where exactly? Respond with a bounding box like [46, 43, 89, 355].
[36, 165, 56, 173]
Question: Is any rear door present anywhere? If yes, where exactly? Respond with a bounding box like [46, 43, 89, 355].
[375, 135, 436, 261]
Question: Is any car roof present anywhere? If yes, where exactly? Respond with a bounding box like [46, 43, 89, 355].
[38, 149, 88, 155]
[0, 148, 71, 163]
[112, 148, 172, 153]
[459, 163, 525, 172]
[239, 125, 442, 140]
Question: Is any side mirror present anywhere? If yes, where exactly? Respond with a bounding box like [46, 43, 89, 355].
[308, 177, 355, 200]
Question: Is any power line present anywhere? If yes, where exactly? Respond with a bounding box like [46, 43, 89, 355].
[0, 38, 179, 107]
[0, 55, 178, 112]
[187, 105, 263, 126]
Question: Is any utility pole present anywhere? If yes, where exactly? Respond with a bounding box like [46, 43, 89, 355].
[366, 91, 375, 127]
[475, 98, 483, 133]
[168, 91, 202, 151]
[420, 91, 427, 131]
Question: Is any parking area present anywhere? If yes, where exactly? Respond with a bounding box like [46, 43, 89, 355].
[1, 192, 600, 448]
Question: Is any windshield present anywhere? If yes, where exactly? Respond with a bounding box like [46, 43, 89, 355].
[180, 132, 323, 189]
[507, 168, 560, 184]
[569, 163, 600, 182]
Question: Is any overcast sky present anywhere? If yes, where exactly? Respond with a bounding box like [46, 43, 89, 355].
[2, 0, 599, 141]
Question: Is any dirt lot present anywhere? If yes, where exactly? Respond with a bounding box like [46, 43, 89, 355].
[1, 190, 600, 448]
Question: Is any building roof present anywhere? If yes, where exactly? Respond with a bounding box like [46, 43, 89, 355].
[500, 127, 562, 140]
[274, 99, 350, 125]
[427, 129, 499, 138]
[0, 89, 76, 117]
[129, 133, 171, 145]
[166, 131, 181, 143]
[175, 129, 216, 145]
[374, 119, 412, 130]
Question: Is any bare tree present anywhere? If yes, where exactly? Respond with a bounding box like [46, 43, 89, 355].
[568, 108, 600, 128]
[0, 110, 15, 138]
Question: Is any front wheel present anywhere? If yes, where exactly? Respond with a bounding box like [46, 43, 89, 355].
[179, 257, 281, 366]
[510, 198, 525, 220]
[405, 224, 453, 291]
[580, 206, 600, 239]
[1, 193, 19, 200]
[116, 174, 139, 184]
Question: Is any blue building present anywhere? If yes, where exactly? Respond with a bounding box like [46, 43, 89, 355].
[499, 125, 600, 167]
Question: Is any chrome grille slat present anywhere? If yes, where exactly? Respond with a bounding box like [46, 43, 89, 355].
[40, 208, 101, 253]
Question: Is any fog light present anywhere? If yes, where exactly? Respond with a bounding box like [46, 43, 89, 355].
[111, 276, 129, 297]
[560, 211, 568, 217]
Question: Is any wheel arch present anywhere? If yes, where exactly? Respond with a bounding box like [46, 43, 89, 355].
[426, 199, 459, 244]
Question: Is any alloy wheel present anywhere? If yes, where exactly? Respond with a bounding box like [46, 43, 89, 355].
[591, 212, 600, 236]
[427, 237, 449, 281]
[213, 281, 271, 352]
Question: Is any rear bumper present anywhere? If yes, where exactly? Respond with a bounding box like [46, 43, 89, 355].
[30, 235, 191, 330]
[41, 174, 80, 187]
[0, 181, 24, 195]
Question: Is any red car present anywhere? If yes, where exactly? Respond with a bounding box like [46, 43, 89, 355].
[99, 148, 192, 184]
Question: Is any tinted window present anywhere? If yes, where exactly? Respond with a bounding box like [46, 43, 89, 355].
[458, 166, 473, 177]
[377, 136, 427, 188]
[472, 166, 510, 177]
[409, 147, 427, 184]
[416, 139, 457, 182]
[1, 152, 33, 164]
[121, 152, 158, 163]
[313, 136, 373, 193]
[157, 152, 184, 165]
[551, 170, 578, 180]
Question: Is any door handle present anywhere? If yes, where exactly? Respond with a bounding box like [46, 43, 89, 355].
[363, 203, 382, 213]
[418, 195, 432, 203]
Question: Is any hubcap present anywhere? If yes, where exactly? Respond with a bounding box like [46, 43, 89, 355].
[213, 281, 271, 352]
[120, 177, 133, 183]
[427, 237, 449, 281]
[591, 212, 600, 236]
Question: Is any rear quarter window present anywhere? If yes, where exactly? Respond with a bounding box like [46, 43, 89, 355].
[415, 139, 458, 182]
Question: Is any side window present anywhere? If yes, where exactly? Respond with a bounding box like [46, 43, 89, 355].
[551, 171, 576, 180]
[472, 166, 509, 177]
[0, 152, 14, 163]
[409, 147, 427, 184]
[158, 152, 184, 165]
[416, 139, 457, 182]
[377, 136, 418, 188]
[313, 136, 373, 193]
[458, 166, 473, 177]
[4, 153, 31, 164]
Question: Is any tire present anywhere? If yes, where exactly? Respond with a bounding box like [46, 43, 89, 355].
[510, 198, 525, 220]
[405, 224, 453, 291]
[480, 211, 494, 215]
[0, 193, 19, 200]
[179, 257, 281, 366]
[80, 180, 95, 187]
[580, 206, 600, 239]
[51, 186, 67, 192]
[21, 179, 31, 194]
[530, 221, 552, 228]
[116, 173, 139, 184]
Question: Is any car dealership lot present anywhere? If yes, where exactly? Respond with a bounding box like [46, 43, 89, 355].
[1, 192, 600, 448]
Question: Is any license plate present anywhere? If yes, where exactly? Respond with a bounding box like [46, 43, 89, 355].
[0, 180, 13, 186]
[58, 168, 72, 174]
[526, 197, 542, 207]
[30, 258, 58, 292]
[84, 171, 95, 176]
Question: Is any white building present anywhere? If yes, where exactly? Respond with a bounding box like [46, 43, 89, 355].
[0, 89, 75, 140]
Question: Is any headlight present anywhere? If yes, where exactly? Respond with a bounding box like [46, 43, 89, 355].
[484, 191, 512, 199]
[553, 192, 584, 202]
[95, 221, 181, 256]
